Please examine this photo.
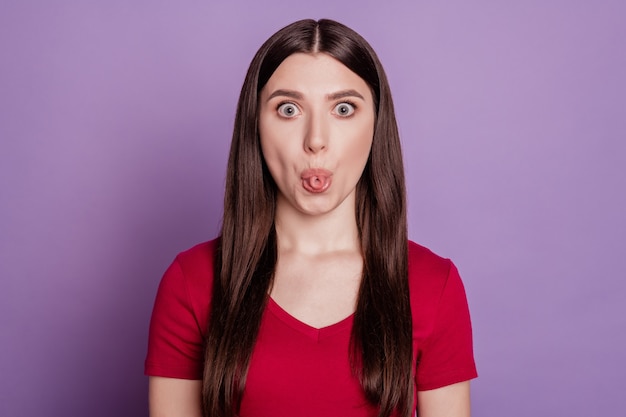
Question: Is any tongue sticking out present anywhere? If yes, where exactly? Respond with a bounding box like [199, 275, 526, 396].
[301, 169, 332, 193]
[303, 175, 329, 192]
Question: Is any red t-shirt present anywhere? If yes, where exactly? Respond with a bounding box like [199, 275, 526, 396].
[145, 239, 477, 416]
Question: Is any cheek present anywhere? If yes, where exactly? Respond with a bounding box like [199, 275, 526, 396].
[259, 120, 281, 164]
[343, 121, 374, 163]
[259, 117, 302, 165]
[260, 139, 281, 176]
[259, 129, 293, 180]
[261, 136, 286, 162]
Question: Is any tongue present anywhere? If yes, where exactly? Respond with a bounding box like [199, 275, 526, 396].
[302, 175, 330, 193]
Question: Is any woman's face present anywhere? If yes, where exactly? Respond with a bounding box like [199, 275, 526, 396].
[258, 52, 375, 217]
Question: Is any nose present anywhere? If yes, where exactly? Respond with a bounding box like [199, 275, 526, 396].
[303, 110, 328, 153]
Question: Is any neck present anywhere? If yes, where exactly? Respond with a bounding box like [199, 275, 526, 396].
[274, 195, 360, 255]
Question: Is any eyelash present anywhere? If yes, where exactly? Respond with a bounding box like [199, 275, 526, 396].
[276, 101, 300, 118]
[334, 101, 357, 117]
[274, 101, 358, 118]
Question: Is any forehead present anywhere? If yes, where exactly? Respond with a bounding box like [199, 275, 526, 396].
[261, 53, 373, 100]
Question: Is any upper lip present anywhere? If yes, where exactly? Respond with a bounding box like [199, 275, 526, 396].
[300, 168, 333, 179]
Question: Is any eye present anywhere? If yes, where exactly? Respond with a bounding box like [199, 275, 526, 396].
[277, 102, 300, 118]
[334, 102, 356, 117]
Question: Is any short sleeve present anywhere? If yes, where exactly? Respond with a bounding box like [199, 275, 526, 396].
[415, 262, 477, 390]
[144, 257, 205, 379]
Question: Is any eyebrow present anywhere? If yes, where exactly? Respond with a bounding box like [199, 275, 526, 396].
[327, 89, 365, 101]
[266, 89, 303, 101]
[266, 89, 365, 102]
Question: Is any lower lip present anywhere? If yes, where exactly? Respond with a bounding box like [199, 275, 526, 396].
[301, 168, 332, 193]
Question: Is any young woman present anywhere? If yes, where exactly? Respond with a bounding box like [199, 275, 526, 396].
[145, 19, 477, 417]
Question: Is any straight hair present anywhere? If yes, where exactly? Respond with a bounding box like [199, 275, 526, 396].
[203, 19, 412, 417]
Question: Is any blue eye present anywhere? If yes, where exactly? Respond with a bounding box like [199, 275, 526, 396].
[334, 102, 355, 117]
[277, 103, 299, 118]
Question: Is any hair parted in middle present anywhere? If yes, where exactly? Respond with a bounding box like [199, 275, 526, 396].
[203, 18, 413, 417]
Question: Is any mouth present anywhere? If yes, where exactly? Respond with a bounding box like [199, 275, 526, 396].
[301, 168, 333, 193]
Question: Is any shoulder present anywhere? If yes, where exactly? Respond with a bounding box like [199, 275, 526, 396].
[407, 241, 478, 389]
[145, 238, 220, 379]
[174, 237, 219, 280]
[407, 240, 453, 285]
[166, 237, 220, 317]
[407, 240, 460, 320]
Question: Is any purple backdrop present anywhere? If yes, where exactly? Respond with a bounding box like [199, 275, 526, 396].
[1, 1, 624, 416]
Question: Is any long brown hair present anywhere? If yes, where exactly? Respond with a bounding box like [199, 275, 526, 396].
[203, 19, 412, 417]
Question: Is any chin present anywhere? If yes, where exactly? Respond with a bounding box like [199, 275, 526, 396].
[297, 203, 335, 217]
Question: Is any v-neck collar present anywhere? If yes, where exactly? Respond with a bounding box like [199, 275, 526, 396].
[267, 297, 354, 342]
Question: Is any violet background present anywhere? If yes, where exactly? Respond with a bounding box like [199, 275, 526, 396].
[1, 1, 624, 416]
